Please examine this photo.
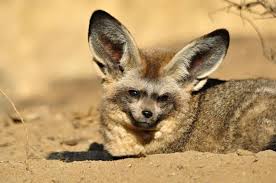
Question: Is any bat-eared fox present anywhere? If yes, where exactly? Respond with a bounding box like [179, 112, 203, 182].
[88, 10, 276, 156]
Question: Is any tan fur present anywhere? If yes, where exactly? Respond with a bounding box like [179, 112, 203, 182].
[140, 48, 177, 79]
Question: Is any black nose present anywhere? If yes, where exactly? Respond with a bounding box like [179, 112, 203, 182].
[142, 110, 153, 118]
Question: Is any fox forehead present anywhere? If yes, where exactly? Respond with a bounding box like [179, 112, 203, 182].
[139, 48, 178, 79]
[117, 69, 181, 95]
[113, 48, 183, 95]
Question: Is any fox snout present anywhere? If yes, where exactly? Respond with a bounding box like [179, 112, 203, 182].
[128, 99, 161, 129]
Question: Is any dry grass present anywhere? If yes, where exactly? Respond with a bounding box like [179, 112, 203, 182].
[0, 88, 30, 170]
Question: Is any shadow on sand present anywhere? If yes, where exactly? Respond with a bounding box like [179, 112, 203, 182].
[46, 142, 141, 162]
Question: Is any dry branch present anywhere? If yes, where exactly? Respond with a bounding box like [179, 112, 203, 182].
[212, 0, 276, 62]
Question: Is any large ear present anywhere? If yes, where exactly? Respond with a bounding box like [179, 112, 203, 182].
[88, 10, 140, 78]
[162, 29, 229, 91]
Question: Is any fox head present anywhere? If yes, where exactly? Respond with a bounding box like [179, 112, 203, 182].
[88, 10, 229, 130]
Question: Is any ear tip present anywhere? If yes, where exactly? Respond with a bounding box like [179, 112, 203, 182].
[89, 10, 114, 26]
[206, 28, 230, 49]
[88, 10, 116, 40]
[216, 28, 230, 38]
[91, 10, 112, 19]
[212, 28, 230, 42]
[89, 10, 115, 27]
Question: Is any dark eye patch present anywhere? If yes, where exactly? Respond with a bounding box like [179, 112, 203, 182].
[157, 94, 169, 102]
[152, 92, 172, 103]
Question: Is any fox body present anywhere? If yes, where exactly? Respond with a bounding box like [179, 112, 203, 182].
[88, 10, 276, 156]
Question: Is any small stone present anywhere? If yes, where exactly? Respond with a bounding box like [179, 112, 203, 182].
[61, 139, 79, 146]
[0, 142, 10, 147]
[236, 149, 254, 156]
[47, 136, 55, 141]
[176, 165, 184, 170]
[168, 172, 176, 176]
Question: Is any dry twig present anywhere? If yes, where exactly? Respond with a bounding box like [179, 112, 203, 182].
[0, 89, 30, 170]
[210, 0, 276, 62]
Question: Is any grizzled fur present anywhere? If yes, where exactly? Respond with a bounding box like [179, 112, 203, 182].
[88, 10, 276, 156]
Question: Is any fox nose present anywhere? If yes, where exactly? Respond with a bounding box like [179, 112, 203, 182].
[142, 110, 153, 118]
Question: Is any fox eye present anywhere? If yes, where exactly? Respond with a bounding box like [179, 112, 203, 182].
[157, 94, 169, 102]
[128, 90, 140, 98]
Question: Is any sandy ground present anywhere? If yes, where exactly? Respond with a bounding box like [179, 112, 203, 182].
[0, 38, 276, 182]
[1, 151, 276, 183]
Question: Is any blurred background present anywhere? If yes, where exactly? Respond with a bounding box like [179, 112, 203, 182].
[0, 0, 276, 107]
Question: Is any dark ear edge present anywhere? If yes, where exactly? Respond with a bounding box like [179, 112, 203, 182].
[93, 57, 107, 75]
